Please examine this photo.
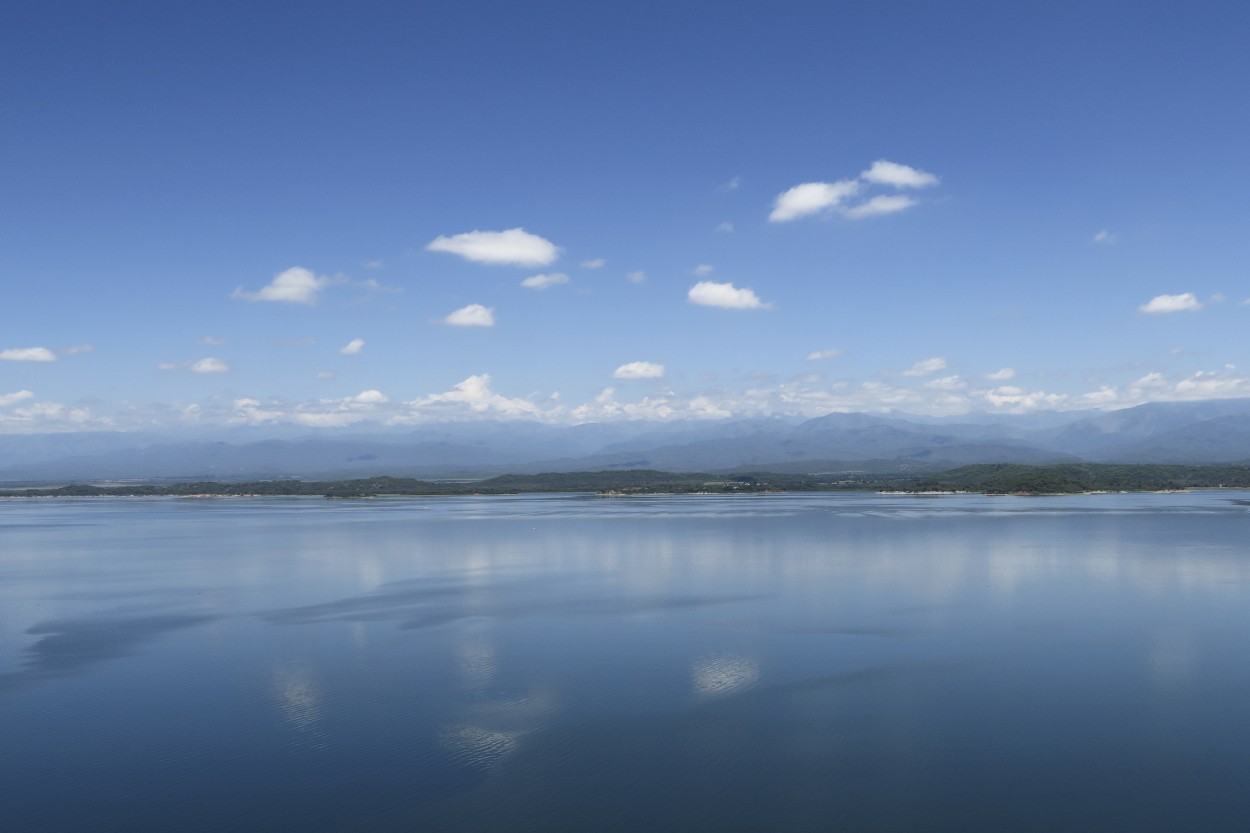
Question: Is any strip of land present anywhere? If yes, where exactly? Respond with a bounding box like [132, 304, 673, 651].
[4, 463, 1250, 498]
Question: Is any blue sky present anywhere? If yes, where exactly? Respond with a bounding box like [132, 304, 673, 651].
[3, 0, 1249, 432]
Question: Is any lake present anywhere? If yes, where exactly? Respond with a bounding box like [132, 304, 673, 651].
[2, 491, 1250, 831]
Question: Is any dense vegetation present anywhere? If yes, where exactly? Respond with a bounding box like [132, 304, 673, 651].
[5, 464, 1250, 498]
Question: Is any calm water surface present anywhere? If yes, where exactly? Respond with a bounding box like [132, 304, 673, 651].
[2, 491, 1249, 831]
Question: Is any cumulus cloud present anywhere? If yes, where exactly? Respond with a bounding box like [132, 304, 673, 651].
[581, 258, 605, 269]
[860, 160, 939, 189]
[771, 160, 937, 223]
[688, 281, 771, 310]
[190, 357, 229, 374]
[409, 374, 541, 418]
[426, 228, 559, 267]
[924, 375, 966, 390]
[843, 194, 918, 220]
[521, 272, 569, 290]
[901, 357, 948, 377]
[985, 367, 1016, 381]
[159, 357, 230, 374]
[0, 390, 36, 407]
[340, 338, 365, 355]
[806, 349, 843, 361]
[626, 270, 647, 284]
[351, 389, 388, 404]
[444, 304, 495, 327]
[692, 264, 715, 276]
[233, 266, 329, 304]
[1139, 293, 1202, 314]
[0, 347, 57, 362]
[769, 180, 860, 222]
[614, 361, 665, 380]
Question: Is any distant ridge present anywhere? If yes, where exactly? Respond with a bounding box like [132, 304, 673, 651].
[3, 399, 1250, 484]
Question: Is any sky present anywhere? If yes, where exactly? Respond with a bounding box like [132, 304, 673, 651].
[3, 0, 1250, 433]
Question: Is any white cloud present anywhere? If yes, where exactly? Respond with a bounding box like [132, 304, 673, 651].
[715, 222, 734, 234]
[351, 389, 388, 405]
[0, 390, 35, 407]
[0, 347, 57, 362]
[688, 281, 771, 310]
[521, 272, 569, 290]
[843, 194, 918, 220]
[580, 258, 606, 269]
[316, 371, 335, 379]
[692, 264, 715, 276]
[362, 259, 384, 269]
[191, 357, 229, 374]
[924, 375, 966, 390]
[425, 228, 559, 267]
[806, 349, 842, 361]
[58, 344, 94, 356]
[158, 357, 230, 374]
[860, 160, 939, 189]
[340, 338, 365, 355]
[1139, 293, 1202, 314]
[626, 271, 646, 284]
[445, 304, 495, 327]
[614, 361, 665, 380]
[985, 367, 1016, 381]
[409, 374, 541, 418]
[769, 180, 860, 222]
[199, 336, 224, 346]
[233, 266, 329, 304]
[901, 357, 948, 377]
[1093, 229, 1115, 244]
[721, 176, 741, 191]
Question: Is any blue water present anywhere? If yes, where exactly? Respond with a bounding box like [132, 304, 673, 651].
[2, 491, 1250, 831]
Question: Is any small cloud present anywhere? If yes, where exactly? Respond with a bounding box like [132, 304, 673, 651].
[159, 357, 230, 374]
[985, 367, 1016, 381]
[901, 357, 947, 377]
[924, 375, 966, 390]
[860, 160, 939, 189]
[688, 281, 771, 310]
[626, 271, 647, 284]
[351, 389, 389, 405]
[425, 228, 559, 267]
[1093, 229, 1116, 244]
[843, 194, 918, 220]
[316, 371, 335, 379]
[692, 264, 715, 276]
[362, 259, 384, 269]
[806, 348, 842, 361]
[769, 180, 860, 222]
[0, 390, 35, 407]
[0, 347, 57, 362]
[57, 344, 94, 356]
[720, 176, 741, 191]
[1139, 293, 1202, 314]
[714, 222, 734, 234]
[580, 258, 606, 269]
[521, 272, 570, 290]
[614, 361, 665, 380]
[340, 338, 365, 355]
[199, 336, 224, 346]
[190, 357, 230, 374]
[445, 304, 495, 327]
[233, 266, 329, 304]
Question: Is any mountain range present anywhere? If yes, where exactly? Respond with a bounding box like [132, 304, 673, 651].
[4, 399, 1250, 483]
